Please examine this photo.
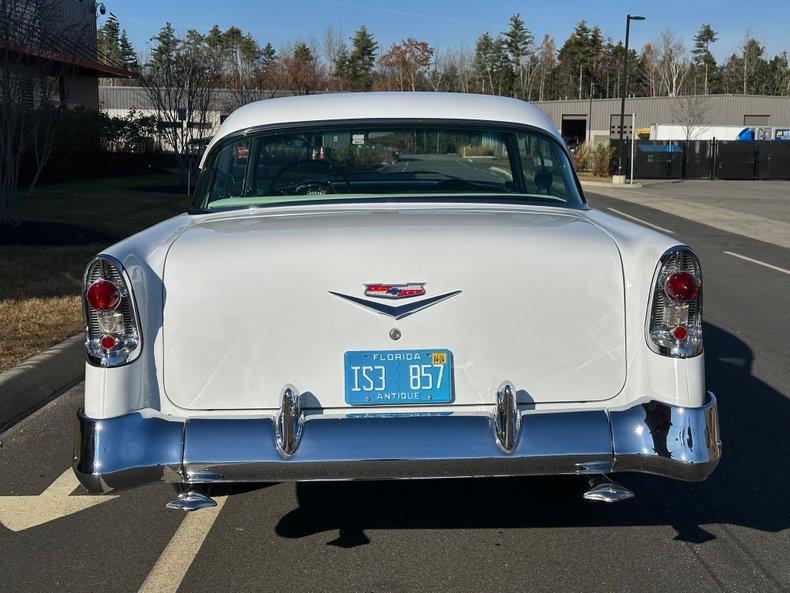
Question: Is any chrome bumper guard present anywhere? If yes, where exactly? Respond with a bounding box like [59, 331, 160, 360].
[73, 393, 721, 493]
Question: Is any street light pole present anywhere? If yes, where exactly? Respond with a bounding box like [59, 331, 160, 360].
[618, 14, 645, 176]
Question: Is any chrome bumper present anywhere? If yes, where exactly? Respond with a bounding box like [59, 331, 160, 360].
[73, 393, 721, 493]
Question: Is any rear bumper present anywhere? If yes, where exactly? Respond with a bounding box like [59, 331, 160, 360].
[74, 394, 721, 493]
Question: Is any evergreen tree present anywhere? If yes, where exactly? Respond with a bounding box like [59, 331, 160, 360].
[261, 42, 277, 72]
[97, 17, 123, 66]
[474, 32, 509, 95]
[118, 31, 138, 70]
[691, 24, 718, 94]
[502, 13, 534, 98]
[342, 26, 378, 91]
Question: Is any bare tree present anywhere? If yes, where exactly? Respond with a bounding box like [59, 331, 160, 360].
[536, 35, 557, 101]
[673, 94, 710, 141]
[0, 0, 91, 224]
[138, 24, 221, 191]
[655, 31, 690, 96]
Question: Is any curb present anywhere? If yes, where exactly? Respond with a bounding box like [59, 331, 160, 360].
[0, 334, 85, 430]
[581, 180, 642, 189]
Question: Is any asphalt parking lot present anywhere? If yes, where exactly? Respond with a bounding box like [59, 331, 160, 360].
[1, 180, 788, 593]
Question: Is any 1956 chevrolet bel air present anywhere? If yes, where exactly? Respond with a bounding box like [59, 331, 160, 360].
[73, 92, 721, 509]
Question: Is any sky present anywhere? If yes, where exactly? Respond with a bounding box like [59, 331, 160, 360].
[104, 0, 790, 61]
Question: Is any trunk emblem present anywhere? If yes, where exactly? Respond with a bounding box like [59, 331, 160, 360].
[329, 290, 462, 320]
[365, 283, 426, 299]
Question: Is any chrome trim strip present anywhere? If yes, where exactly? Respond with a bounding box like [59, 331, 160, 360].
[329, 290, 462, 320]
[73, 394, 721, 493]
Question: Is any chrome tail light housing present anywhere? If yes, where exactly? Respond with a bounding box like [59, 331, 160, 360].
[83, 255, 142, 367]
[646, 246, 703, 357]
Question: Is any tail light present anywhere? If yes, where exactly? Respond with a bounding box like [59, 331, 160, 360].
[83, 256, 141, 367]
[646, 246, 702, 357]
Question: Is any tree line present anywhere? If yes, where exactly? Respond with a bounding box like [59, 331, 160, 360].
[100, 15, 790, 100]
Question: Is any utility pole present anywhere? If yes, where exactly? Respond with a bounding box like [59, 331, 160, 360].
[617, 14, 645, 177]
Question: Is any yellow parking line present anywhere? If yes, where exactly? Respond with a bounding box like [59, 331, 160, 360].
[138, 496, 227, 593]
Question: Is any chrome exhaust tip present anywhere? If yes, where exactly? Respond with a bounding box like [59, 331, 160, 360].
[583, 476, 635, 503]
[165, 490, 217, 511]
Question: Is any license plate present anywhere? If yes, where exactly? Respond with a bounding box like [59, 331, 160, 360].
[344, 349, 453, 406]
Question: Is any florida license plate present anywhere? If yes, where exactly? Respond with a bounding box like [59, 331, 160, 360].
[344, 349, 453, 406]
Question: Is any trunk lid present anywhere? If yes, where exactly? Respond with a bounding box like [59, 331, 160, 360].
[162, 205, 625, 410]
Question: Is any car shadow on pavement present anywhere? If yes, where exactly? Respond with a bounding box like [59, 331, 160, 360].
[275, 322, 789, 548]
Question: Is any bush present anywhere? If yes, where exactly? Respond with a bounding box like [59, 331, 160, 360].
[591, 142, 614, 178]
[572, 142, 593, 171]
[22, 108, 169, 184]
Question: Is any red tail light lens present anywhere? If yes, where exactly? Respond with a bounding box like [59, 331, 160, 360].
[647, 247, 703, 357]
[665, 272, 699, 302]
[86, 280, 120, 311]
[83, 257, 141, 367]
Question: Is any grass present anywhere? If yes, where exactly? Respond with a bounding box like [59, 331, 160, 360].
[0, 173, 191, 371]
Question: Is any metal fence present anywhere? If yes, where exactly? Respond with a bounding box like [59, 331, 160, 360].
[612, 140, 790, 180]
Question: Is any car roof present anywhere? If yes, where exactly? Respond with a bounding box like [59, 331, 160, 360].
[201, 92, 562, 166]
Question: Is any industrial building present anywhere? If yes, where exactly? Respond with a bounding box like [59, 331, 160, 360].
[533, 94, 790, 146]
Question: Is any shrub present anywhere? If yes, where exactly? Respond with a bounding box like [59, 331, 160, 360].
[592, 142, 614, 178]
[572, 142, 592, 171]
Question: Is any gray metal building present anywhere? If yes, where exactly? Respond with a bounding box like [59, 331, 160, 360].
[99, 86, 790, 144]
[533, 95, 790, 146]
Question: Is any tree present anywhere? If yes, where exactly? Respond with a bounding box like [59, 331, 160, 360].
[337, 26, 378, 91]
[474, 32, 509, 95]
[97, 17, 123, 67]
[673, 94, 710, 141]
[653, 30, 690, 96]
[118, 31, 138, 71]
[502, 13, 535, 99]
[139, 23, 222, 191]
[281, 41, 325, 95]
[380, 38, 434, 91]
[691, 24, 718, 94]
[555, 21, 606, 99]
[535, 35, 557, 101]
[0, 0, 89, 224]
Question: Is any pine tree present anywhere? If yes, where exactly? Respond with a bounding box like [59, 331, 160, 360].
[502, 13, 534, 99]
[691, 24, 718, 94]
[261, 42, 277, 72]
[118, 31, 138, 70]
[344, 26, 378, 91]
[97, 17, 123, 66]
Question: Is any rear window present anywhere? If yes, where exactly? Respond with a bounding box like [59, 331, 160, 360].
[196, 123, 583, 210]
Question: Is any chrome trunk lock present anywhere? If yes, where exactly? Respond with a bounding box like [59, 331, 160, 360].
[492, 381, 521, 453]
[275, 385, 305, 459]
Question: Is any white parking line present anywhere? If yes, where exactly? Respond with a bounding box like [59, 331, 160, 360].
[138, 496, 227, 593]
[606, 207, 675, 234]
[723, 251, 790, 275]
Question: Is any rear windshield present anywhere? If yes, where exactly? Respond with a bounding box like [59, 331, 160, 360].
[195, 123, 584, 210]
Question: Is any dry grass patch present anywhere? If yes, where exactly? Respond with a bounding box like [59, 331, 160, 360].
[0, 173, 190, 371]
[0, 296, 82, 369]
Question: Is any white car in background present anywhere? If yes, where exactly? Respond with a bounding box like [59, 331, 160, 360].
[74, 93, 720, 509]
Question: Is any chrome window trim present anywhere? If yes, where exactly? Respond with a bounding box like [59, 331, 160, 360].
[191, 118, 588, 213]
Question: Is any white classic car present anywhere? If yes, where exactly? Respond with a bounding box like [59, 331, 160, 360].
[74, 93, 720, 509]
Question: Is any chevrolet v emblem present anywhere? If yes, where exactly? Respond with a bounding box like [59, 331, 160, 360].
[329, 290, 462, 320]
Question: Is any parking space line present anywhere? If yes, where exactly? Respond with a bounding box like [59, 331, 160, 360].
[606, 207, 675, 234]
[138, 496, 227, 593]
[723, 251, 790, 275]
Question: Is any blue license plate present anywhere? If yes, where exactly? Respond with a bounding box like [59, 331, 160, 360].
[344, 349, 453, 406]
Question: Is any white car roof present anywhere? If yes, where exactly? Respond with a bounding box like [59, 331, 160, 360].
[201, 92, 562, 166]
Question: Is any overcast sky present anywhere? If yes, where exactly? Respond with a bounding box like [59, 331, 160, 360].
[107, 0, 790, 61]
